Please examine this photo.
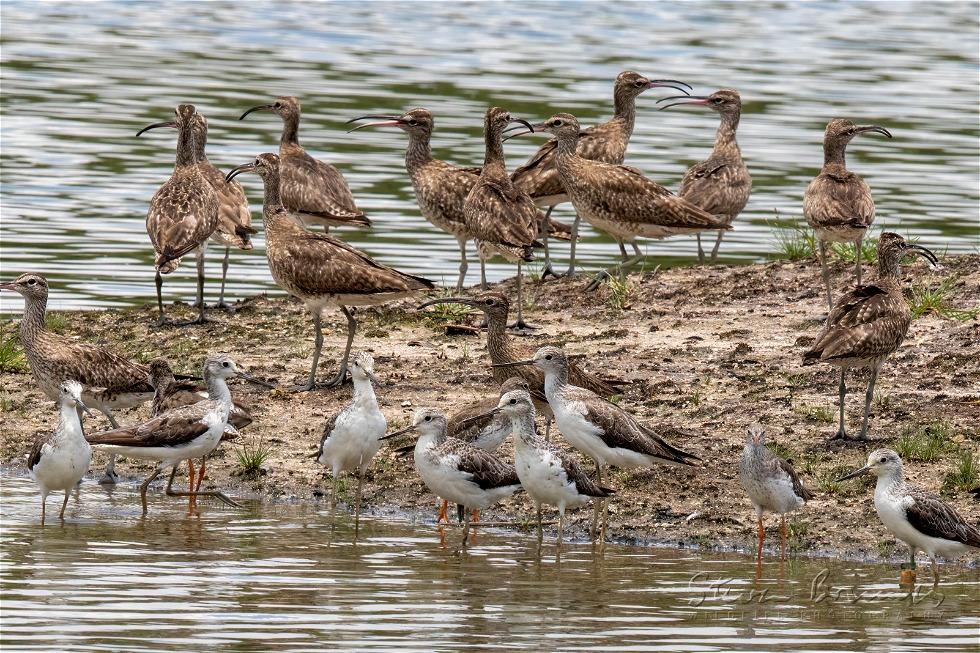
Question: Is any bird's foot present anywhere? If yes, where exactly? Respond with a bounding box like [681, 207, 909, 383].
[830, 428, 868, 442]
[98, 470, 119, 486]
[507, 319, 539, 332]
[325, 368, 350, 388]
[210, 301, 235, 313]
[585, 271, 610, 293]
[292, 381, 321, 393]
[539, 263, 562, 281]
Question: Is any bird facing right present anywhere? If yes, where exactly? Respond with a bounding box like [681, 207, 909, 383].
[804, 118, 892, 310]
[739, 424, 814, 561]
[839, 448, 980, 585]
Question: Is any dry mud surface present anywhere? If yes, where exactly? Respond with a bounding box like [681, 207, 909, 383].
[2, 255, 978, 565]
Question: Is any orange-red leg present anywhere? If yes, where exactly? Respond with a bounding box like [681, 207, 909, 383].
[195, 458, 206, 492]
[437, 499, 449, 524]
[471, 509, 480, 523]
[187, 460, 196, 512]
[757, 517, 765, 562]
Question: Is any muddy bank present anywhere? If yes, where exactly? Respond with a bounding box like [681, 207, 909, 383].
[2, 255, 978, 564]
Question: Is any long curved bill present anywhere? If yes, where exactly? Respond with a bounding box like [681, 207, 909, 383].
[345, 114, 404, 133]
[856, 125, 892, 139]
[136, 120, 177, 137]
[836, 464, 871, 482]
[492, 359, 534, 368]
[380, 423, 418, 441]
[502, 118, 534, 142]
[239, 104, 275, 121]
[417, 296, 475, 310]
[904, 243, 940, 269]
[648, 79, 692, 94]
[656, 95, 710, 111]
[225, 161, 257, 183]
[0, 282, 16, 292]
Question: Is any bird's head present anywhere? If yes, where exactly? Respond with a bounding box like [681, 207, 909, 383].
[240, 95, 301, 123]
[0, 272, 49, 302]
[346, 107, 434, 138]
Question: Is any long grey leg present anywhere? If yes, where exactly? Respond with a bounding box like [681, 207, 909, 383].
[859, 365, 879, 440]
[710, 230, 725, 262]
[565, 214, 581, 278]
[479, 250, 488, 291]
[618, 241, 628, 261]
[854, 237, 863, 287]
[140, 467, 164, 516]
[60, 491, 70, 519]
[832, 369, 847, 440]
[697, 233, 705, 265]
[193, 244, 207, 324]
[508, 261, 536, 330]
[536, 504, 543, 541]
[99, 409, 120, 485]
[217, 246, 231, 308]
[818, 240, 834, 312]
[461, 510, 471, 548]
[300, 312, 323, 391]
[455, 237, 469, 293]
[155, 270, 166, 326]
[540, 206, 560, 280]
[326, 306, 356, 387]
[590, 461, 602, 541]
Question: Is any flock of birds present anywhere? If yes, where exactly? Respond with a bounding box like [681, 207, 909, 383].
[4, 70, 978, 585]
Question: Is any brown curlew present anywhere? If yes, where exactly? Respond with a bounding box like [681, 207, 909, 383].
[658, 88, 751, 263]
[804, 118, 892, 310]
[137, 103, 219, 326]
[512, 72, 691, 277]
[802, 233, 938, 440]
[227, 153, 434, 390]
[240, 96, 370, 231]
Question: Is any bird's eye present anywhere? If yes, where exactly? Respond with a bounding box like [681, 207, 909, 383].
[424, 415, 432, 422]
[222, 361, 230, 368]
[27, 279, 36, 285]
[509, 398, 517, 405]
[712, 97, 724, 104]
[634, 80, 646, 88]
[879, 456, 886, 463]
[545, 355, 553, 360]
[274, 102, 282, 109]
[408, 119, 418, 126]
[553, 120, 563, 127]
[485, 298, 494, 305]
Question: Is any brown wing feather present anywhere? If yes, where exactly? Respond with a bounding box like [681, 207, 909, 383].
[280, 151, 368, 225]
[778, 457, 815, 501]
[38, 339, 152, 395]
[804, 171, 875, 230]
[198, 162, 254, 249]
[465, 178, 539, 257]
[146, 170, 219, 269]
[804, 283, 910, 363]
[558, 450, 613, 497]
[678, 154, 751, 219]
[444, 439, 521, 489]
[905, 487, 980, 547]
[27, 438, 46, 471]
[86, 403, 213, 447]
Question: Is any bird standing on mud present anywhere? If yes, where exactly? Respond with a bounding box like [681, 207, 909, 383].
[137, 103, 219, 326]
[803, 233, 938, 440]
[804, 118, 892, 310]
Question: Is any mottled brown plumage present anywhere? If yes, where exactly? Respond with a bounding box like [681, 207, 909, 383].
[1, 273, 152, 483]
[227, 153, 433, 390]
[448, 377, 531, 450]
[803, 233, 938, 440]
[533, 113, 730, 284]
[138, 104, 220, 325]
[148, 358, 252, 433]
[240, 96, 368, 230]
[190, 113, 256, 307]
[804, 118, 892, 309]
[659, 89, 751, 263]
[512, 72, 691, 275]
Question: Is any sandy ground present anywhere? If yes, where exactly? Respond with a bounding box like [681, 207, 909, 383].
[2, 255, 978, 566]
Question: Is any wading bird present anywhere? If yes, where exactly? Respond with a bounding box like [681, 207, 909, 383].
[227, 153, 433, 390]
[803, 233, 938, 440]
[28, 380, 92, 525]
[839, 449, 980, 585]
[739, 424, 814, 561]
[804, 118, 892, 310]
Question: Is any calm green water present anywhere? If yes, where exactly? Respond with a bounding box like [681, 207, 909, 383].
[1, 1, 978, 311]
[1, 475, 979, 652]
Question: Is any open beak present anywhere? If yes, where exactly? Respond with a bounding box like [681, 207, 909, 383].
[345, 114, 405, 133]
[380, 423, 418, 441]
[77, 400, 94, 417]
[856, 125, 892, 139]
[837, 464, 871, 482]
[417, 296, 476, 311]
[657, 95, 711, 111]
[502, 118, 534, 142]
[0, 282, 17, 292]
[225, 161, 257, 183]
[492, 359, 534, 368]
[455, 407, 501, 429]
[239, 104, 276, 121]
[647, 79, 692, 93]
[903, 243, 940, 269]
[136, 120, 177, 137]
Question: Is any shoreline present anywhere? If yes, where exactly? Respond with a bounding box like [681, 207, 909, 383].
[1, 255, 978, 567]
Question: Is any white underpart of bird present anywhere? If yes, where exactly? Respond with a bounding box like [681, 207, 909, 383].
[317, 353, 386, 481]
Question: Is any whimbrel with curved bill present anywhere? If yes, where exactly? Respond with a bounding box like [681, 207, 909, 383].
[1, 273, 155, 485]
[803, 233, 938, 440]
[658, 88, 751, 263]
[240, 96, 370, 231]
[85, 355, 247, 515]
[227, 153, 434, 390]
[531, 113, 730, 291]
[418, 291, 623, 441]
[190, 112, 257, 308]
[28, 381, 92, 525]
[316, 352, 386, 527]
[495, 345, 699, 542]
[465, 107, 541, 329]
[739, 424, 814, 561]
[148, 357, 261, 509]
[512, 72, 691, 277]
[380, 408, 522, 547]
[839, 448, 980, 585]
[804, 118, 892, 310]
[346, 108, 480, 293]
[137, 104, 219, 325]
[481, 388, 614, 545]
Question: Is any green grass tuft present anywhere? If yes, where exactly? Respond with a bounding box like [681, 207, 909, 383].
[236, 436, 272, 478]
[894, 420, 955, 462]
[419, 290, 476, 325]
[769, 212, 816, 261]
[942, 449, 979, 494]
[909, 277, 978, 321]
[829, 235, 878, 264]
[604, 273, 637, 311]
[0, 335, 28, 373]
[765, 440, 796, 463]
[793, 403, 835, 424]
[45, 312, 70, 334]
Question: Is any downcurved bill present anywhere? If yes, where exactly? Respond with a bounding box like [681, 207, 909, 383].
[455, 407, 501, 429]
[225, 161, 257, 183]
[345, 114, 404, 133]
[856, 125, 892, 139]
[656, 95, 710, 111]
[136, 120, 177, 137]
[647, 79, 692, 94]
[502, 118, 535, 141]
[903, 243, 940, 269]
[417, 296, 476, 311]
[239, 104, 275, 121]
